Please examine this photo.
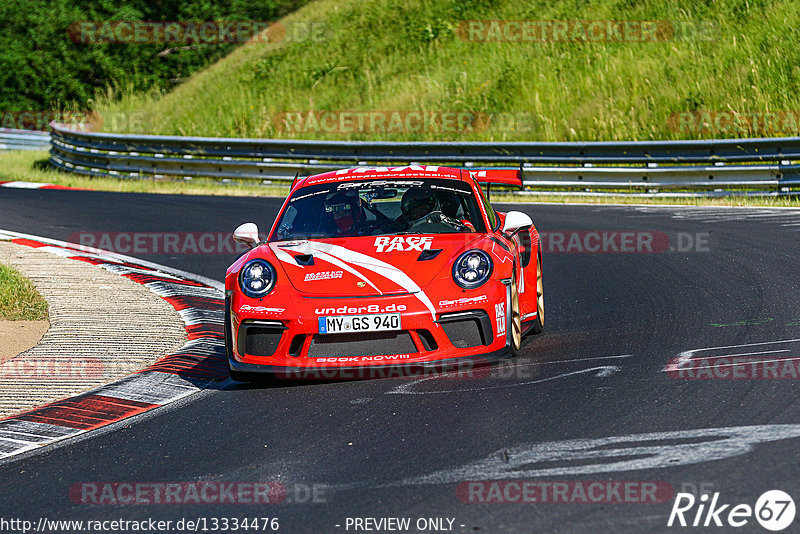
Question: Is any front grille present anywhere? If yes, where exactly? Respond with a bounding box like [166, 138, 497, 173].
[238, 321, 286, 357]
[308, 331, 417, 358]
[439, 310, 492, 348]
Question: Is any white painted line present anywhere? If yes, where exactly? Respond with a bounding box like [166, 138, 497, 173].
[678, 357, 800, 372]
[683, 338, 800, 354]
[533, 354, 633, 366]
[386, 366, 621, 395]
[664, 338, 800, 373]
[399, 424, 800, 483]
[712, 349, 791, 358]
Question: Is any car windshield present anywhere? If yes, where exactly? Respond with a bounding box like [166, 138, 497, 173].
[271, 178, 487, 241]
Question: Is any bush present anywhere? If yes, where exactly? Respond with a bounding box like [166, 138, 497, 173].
[0, 0, 309, 115]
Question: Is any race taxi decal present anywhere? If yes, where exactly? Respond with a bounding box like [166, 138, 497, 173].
[495, 302, 506, 337]
[374, 236, 433, 253]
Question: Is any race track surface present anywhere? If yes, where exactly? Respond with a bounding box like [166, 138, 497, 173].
[2, 188, 800, 533]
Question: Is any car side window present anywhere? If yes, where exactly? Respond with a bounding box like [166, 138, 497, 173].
[475, 181, 499, 230]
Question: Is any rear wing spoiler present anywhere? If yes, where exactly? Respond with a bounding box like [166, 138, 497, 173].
[467, 168, 524, 190]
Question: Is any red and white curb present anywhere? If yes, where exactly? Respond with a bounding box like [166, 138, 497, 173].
[0, 180, 79, 190]
[0, 230, 227, 462]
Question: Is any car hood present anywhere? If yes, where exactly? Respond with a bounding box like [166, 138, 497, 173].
[264, 234, 486, 297]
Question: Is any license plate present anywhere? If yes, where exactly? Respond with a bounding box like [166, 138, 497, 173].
[318, 313, 401, 334]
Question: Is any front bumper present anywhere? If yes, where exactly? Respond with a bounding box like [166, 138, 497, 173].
[227, 346, 513, 380]
[226, 281, 513, 378]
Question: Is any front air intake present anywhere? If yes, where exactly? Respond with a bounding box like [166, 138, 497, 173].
[438, 310, 493, 348]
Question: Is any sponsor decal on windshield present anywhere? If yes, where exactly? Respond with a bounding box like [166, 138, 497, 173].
[337, 180, 425, 189]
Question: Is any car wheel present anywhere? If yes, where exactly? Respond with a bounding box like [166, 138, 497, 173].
[510, 271, 522, 354]
[529, 253, 544, 335]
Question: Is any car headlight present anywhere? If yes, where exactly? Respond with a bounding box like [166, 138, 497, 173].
[452, 249, 493, 289]
[239, 259, 276, 298]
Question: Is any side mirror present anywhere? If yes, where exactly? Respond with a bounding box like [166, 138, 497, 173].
[233, 222, 260, 248]
[502, 211, 533, 238]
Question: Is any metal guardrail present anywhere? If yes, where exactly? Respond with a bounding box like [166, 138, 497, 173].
[1, 129, 51, 151]
[48, 123, 800, 194]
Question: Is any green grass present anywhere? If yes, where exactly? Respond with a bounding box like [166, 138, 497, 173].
[0, 150, 293, 197]
[94, 0, 800, 142]
[0, 262, 48, 321]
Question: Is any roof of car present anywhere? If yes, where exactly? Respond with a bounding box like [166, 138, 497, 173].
[299, 165, 464, 188]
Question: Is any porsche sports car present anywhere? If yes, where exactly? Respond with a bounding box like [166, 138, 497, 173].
[225, 165, 543, 381]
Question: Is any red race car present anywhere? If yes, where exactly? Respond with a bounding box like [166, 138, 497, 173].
[225, 165, 543, 381]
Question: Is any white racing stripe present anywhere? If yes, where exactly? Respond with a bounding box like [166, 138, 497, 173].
[270, 243, 382, 294]
[274, 241, 437, 318]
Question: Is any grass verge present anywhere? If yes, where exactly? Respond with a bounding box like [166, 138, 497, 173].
[2, 150, 800, 207]
[0, 150, 292, 197]
[0, 261, 48, 321]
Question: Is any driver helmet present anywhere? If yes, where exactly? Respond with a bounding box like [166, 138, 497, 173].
[437, 190, 462, 218]
[324, 192, 362, 234]
[400, 188, 437, 223]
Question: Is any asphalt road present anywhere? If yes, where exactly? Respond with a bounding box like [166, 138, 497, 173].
[2, 188, 800, 533]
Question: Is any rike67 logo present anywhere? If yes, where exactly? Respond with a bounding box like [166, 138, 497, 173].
[668, 490, 795, 531]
